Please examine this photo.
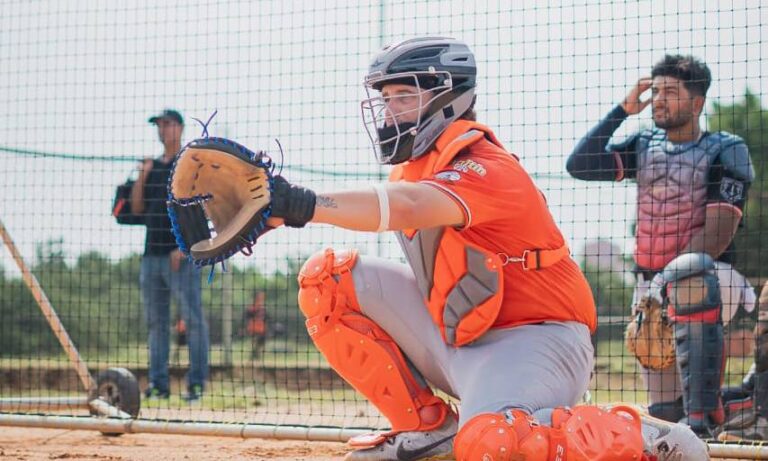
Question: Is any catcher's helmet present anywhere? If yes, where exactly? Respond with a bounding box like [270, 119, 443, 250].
[361, 37, 477, 165]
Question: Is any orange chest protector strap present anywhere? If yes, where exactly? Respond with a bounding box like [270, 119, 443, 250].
[497, 245, 570, 271]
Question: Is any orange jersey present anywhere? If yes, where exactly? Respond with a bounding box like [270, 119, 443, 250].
[405, 122, 596, 332]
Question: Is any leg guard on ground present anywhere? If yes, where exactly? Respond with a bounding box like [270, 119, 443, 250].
[454, 405, 644, 461]
[754, 370, 768, 421]
[720, 331, 768, 440]
[297, 248, 449, 432]
[648, 397, 684, 423]
[754, 281, 768, 419]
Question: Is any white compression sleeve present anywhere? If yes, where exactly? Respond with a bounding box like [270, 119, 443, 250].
[371, 184, 390, 233]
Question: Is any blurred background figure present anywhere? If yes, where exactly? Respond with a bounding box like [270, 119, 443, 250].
[245, 290, 268, 360]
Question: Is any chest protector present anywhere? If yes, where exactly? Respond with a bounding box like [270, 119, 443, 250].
[390, 121, 508, 347]
[635, 132, 728, 270]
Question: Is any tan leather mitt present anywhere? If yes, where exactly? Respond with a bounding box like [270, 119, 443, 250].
[625, 295, 676, 370]
[167, 137, 273, 266]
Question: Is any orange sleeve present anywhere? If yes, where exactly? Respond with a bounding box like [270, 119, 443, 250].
[420, 151, 532, 229]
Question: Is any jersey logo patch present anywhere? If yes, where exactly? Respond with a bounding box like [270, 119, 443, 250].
[720, 177, 745, 203]
[434, 170, 461, 183]
[453, 159, 486, 176]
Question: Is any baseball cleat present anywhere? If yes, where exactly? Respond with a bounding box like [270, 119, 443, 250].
[641, 413, 710, 460]
[345, 416, 457, 461]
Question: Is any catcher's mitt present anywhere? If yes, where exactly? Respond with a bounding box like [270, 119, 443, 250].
[167, 137, 274, 266]
[625, 294, 676, 370]
[167, 137, 317, 267]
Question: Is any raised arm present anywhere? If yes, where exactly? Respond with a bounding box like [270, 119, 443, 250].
[567, 77, 653, 181]
[566, 104, 632, 181]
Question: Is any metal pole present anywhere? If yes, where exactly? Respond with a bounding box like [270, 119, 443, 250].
[0, 414, 370, 442]
[221, 270, 233, 369]
[0, 397, 89, 411]
[88, 399, 132, 419]
[375, 0, 386, 259]
[0, 397, 130, 420]
[0, 218, 96, 392]
[708, 443, 768, 459]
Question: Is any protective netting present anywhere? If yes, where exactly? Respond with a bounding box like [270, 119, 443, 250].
[0, 0, 766, 451]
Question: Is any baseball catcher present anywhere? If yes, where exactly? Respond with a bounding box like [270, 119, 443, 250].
[169, 38, 707, 460]
[567, 53, 755, 437]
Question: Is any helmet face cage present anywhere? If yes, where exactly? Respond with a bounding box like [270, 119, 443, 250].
[361, 71, 453, 165]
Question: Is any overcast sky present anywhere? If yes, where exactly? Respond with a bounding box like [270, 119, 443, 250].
[1, 0, 766, 276]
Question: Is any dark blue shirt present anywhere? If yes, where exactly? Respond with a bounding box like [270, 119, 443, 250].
[142, 158, 177, 256]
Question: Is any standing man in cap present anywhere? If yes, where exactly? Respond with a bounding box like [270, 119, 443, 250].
[132, 109, 209, 402]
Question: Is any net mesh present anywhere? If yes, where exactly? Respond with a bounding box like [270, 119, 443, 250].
[0, 0, 766, 445]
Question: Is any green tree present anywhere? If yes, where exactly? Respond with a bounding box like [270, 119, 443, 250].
[708, 90, 768, 278]
[582, 264, 633, 317]
[0, 240, 309, 357]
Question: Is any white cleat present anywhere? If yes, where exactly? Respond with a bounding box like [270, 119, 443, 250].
[641, 414, 710, 461]
[345, 417, 457, 461]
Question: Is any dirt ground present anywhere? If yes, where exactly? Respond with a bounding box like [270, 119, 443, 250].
[0, 426, 756, 460]
[0, 427, 349, 461]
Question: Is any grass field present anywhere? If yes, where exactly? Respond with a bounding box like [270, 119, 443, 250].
[1, 338, 755, 410]
[0, 338, 327, 371]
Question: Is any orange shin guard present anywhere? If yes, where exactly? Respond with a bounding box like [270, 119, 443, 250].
[298, 248, 449, 432]
[454, 405, 645, 461]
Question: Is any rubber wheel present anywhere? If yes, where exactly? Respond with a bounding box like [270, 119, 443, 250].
[88, 367, 141, 436]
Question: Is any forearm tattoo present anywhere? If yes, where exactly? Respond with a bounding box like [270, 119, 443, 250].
[316, 195, 338, 208]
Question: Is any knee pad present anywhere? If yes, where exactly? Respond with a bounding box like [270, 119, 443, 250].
[297, 248, 448, 432]
[663, 252, 721, 322]
[454, 406, 644, 461]
[298, 248, 361, 320]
